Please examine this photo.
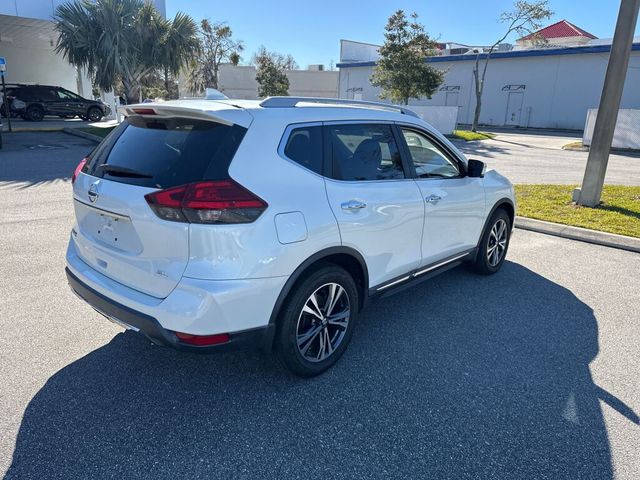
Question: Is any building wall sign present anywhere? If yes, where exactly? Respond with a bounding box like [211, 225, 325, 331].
[501, 84, 526, 91]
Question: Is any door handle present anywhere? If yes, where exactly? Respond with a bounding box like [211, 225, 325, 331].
[341, 200, 367, 211]
[425, 194, 442, 203]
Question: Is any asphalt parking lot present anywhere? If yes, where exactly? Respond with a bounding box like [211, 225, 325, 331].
[1, 131, 639, 479]
[453, 131, 640, 185]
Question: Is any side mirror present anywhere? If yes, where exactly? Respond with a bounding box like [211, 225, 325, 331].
[467, 159, 485, 178]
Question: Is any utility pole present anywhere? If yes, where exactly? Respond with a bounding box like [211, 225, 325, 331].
[1, 72, 12, 133]
[575, 0, 640, 207]
[0, 57, 11, 132]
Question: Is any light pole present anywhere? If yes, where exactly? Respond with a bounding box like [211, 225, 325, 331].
[575, 0, 640, 207]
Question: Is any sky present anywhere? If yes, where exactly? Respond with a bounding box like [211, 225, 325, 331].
[166, 0, 640, 69]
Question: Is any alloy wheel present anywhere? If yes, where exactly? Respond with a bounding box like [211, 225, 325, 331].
[487, 218, 508, 267]
[296, 282, 350, 363]
[29, 108, 44, 121]
[88, 109, 102, 122]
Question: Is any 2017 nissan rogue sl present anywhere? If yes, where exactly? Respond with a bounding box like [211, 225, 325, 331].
[66, 97, 515, 377]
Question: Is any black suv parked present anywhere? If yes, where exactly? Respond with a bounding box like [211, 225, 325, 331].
[1, 84, 110, 122]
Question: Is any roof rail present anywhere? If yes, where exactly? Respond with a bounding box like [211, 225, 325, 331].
[259, 96, 420, 118]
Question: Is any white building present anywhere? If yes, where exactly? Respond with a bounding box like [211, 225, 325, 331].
[0, 14, 92, 96]
[0, 0, 166, 98]
[338, 25, 640, 131]
[0, 0, 166, 18]
[214, 64, 338, 100]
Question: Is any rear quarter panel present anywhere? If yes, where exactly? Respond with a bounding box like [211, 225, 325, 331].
[183, 113, 342, 280]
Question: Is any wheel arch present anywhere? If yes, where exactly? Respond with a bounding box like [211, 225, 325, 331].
[86, 104, 103, 117]
[267, 246, 369, 336]
[487, 197, 515, 230]
[476, 197, 515, 250]
[26, 103, 45, 118]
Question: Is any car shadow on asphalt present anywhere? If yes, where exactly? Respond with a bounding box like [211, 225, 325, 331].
[6, 261, 637, 479]
[0, 131, 95, 188]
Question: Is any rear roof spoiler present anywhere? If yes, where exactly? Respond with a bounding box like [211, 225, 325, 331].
[259, 96, 420, 118]
[119, 105, 234, 126]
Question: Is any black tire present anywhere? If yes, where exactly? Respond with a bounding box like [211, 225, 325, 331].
[276, 265, 358, 377]
[472, 208, 511, 275]
[86, 107, 103, 122]
[26, 105, 45, 122]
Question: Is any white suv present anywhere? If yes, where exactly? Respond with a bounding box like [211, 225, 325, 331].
[66, 97, 515, 377]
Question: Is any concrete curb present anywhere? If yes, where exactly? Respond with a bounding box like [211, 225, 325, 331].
[562, 142, 640, 155]
[62, 127, 102, 143]
[514, 216, 640, 253]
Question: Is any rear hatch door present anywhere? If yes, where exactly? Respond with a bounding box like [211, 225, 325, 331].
[72, 108, 249, 298]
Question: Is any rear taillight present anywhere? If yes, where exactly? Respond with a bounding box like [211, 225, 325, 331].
[72, 158, 87, 184]
[145, 180, 268, 224]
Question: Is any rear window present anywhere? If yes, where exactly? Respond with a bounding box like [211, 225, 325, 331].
[84, 117, 247, 188]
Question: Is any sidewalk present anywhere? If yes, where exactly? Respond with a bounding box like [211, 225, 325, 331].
[2, 117, 117, 132]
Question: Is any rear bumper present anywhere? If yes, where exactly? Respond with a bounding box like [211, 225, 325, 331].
[66, 267, 274, 352]
[66, 237, 287, 337]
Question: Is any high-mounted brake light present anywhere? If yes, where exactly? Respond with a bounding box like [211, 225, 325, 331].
[145, 180, 268, 224]
[72, 158, 87, 184]
[132, 108, 156, 115]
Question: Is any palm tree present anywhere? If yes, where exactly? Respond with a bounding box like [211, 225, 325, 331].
[161, 12, 200, 97]
[54, 0, 197, 104]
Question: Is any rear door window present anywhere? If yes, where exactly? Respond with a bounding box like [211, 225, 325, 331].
[36, 87, 57, 101]
[84, 117, 247, 188]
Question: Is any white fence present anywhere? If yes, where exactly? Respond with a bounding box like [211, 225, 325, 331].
[583, 109, 640, 149]
[407, 106, 458, 135]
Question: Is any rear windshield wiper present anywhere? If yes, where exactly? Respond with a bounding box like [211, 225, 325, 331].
[98, 164, 153, 178]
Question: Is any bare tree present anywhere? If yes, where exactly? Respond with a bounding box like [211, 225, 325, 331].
[251, 47, 298, 70]
[186, 19, 243, 94]
[471, 1, 552, 131]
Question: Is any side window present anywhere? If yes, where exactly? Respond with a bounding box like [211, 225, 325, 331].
[328, 124, 405, 181]
[401, 129, 460, 179]
[283, 125, 323, 175]
[56, 89, 80, 100]
[33, 87, 56, 101]
[17, 87, 37, 101]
